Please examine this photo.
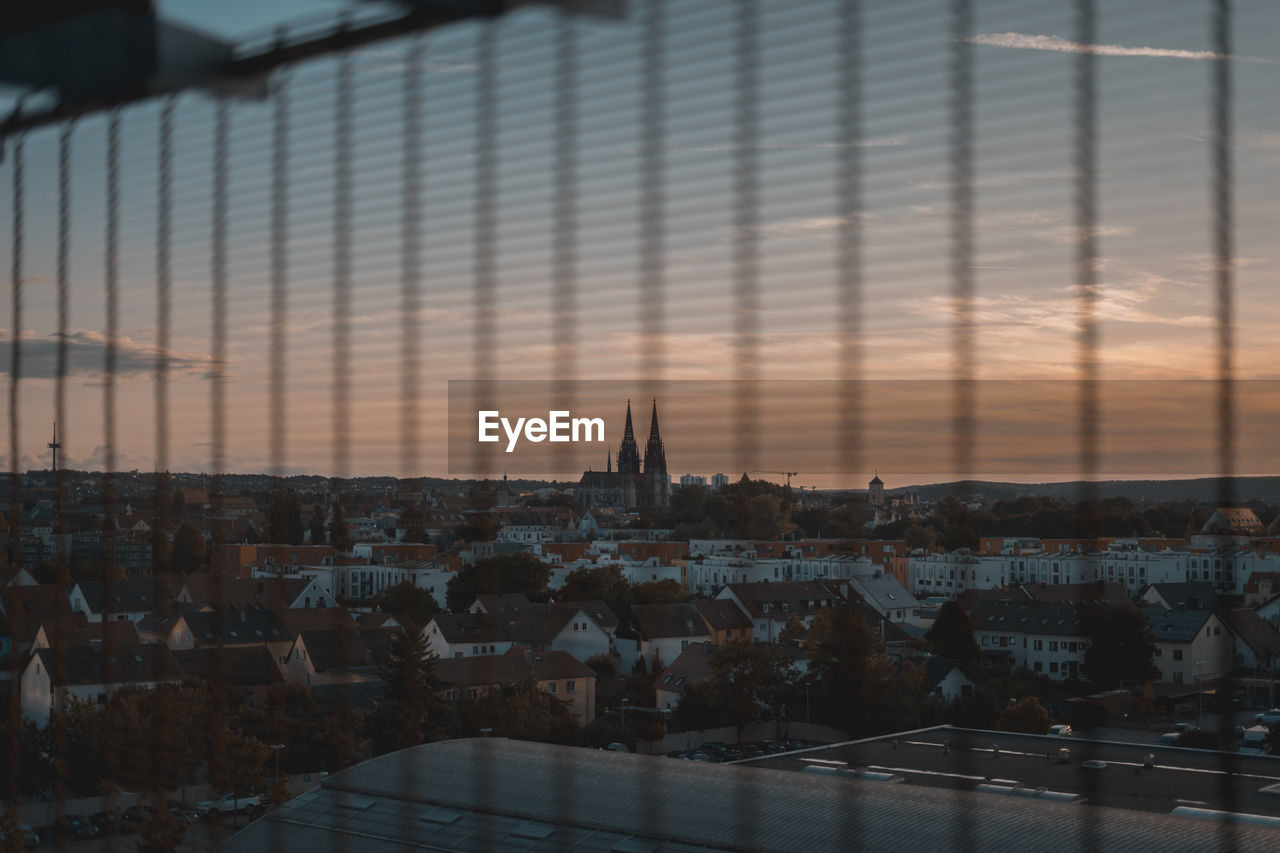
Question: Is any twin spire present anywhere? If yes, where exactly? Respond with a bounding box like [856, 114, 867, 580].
[617, 398, 662, 475]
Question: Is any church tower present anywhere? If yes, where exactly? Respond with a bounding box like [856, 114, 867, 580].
[643, 399, 670, 507]
[616, 400, 641, 475]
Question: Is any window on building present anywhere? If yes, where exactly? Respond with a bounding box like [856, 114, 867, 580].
[1049, 662, 1058, 673]
[1173, 649, 1183, 661]
[567, 681, 576, 693]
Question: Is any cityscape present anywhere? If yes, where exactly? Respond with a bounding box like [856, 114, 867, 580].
[4, 0, 1280, 852]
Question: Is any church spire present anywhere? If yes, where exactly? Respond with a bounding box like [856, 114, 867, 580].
[616, 399, 641, 474]
[648, 397, 661, 441]
[643, 398, 666, 475]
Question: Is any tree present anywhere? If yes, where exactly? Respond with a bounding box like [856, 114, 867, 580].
[370, 628, 451, 753]
[924, 601, 980, 662]
[557, 565, 629, 614]
[329, 501, 353, 551]
[134, 804, 186, 853]
[445, 553, 552, 612]
[1083, 606, 1157, 686]
[903, 524, 937, 553]
[207, 727, 270, 795]
[371, 582, 439, 627]
[807, 606, 925, 735]
[456, 677, 578, 743]
[707, 640, 797, 732]
[584, 653, 618, 680]
[630, 579, 689, 606]
[308, 504, 326, 546]
[171, 521, 206, 576]
[998, 696, 1050, 734]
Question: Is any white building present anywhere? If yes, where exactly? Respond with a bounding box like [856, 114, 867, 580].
[968, 600, 1091, 681]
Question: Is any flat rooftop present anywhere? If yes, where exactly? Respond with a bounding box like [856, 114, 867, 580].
[739, 726, 1280, 818]
[223, 737, 1280, 852]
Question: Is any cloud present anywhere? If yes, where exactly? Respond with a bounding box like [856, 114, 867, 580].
[735, 215, 869, 242]
[0, 330, 215, 379]
[965, 32, 1264, 62]
[1031, 224, 1137, 245]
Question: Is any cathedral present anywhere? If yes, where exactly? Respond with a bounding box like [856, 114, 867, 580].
[575, 399, 671, 511]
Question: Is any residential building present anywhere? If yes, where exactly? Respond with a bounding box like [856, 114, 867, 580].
[21, 644, 184, 726]
[1146, 608, 1234, 684]
[436, 647, 596, 724]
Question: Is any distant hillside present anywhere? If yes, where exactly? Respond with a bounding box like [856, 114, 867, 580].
[889, 477, 1280, 505]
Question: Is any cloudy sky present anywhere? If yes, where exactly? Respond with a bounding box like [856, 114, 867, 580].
[2, 0, 1279, 488]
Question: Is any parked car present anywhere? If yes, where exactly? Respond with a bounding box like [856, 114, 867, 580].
[0, 824, 39, 849]
[1254, 709, 1280, 726]
[122, 805, 155, 825]
[1170, 722, 1200, 733]
[55, 815, 101, 841]
[195, 792, 262, 818]
[1049, 725, 1072, 737]
[1156, 732, 1182, 746]
[90, 810, 136, 836]
[166, 801, 200, 825]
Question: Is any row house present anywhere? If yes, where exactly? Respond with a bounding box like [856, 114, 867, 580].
[436, 648, 597, 725]
[715, 581, 844, 643]
[967, 600, 1090, 680]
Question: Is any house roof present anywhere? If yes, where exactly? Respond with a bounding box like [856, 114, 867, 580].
[297, 630, 370, 671]
[1019, 581, 1130, 608]
[656, 642, 714, 696]
[428, 612, 516, 645]
[1202, 506, 1263, 534]
[38, 617, 140, 648]
[630, 603, 711, 640]
[74, 580, 162, 614]
[0, 585, 72, 643]
[179, 574, 326, 610]
[176, 609, 288, 646]
[921, 656, 976, 690]
[967, 600, 1088, 637]
[171, 645, 285, 688]
[692, 599, 752, 632]
[1146, 582, 1218, 611]
[273, 607, 360, 639]
[509, 604, 579, 646]
[435, 647, 594, 687]
[1144, 607, 1218, 644]
[848, 574, 920, 614]
[1224, 608, 1280, 657]
[556, 600, 620, 630]
[31, 644, 183, 687]
[470, 592, 532, 616]
[722, 581, 842, 620]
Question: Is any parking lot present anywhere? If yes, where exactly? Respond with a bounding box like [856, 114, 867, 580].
[666, 738, 819, 763]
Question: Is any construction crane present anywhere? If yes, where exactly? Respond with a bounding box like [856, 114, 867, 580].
[755, 470, 798, 487]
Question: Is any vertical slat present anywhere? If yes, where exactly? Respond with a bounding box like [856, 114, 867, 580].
[948, 1, 978, 848]
[5, 131, 24, 829]
[731, 1, 761, 847]
[271, 77, 290, 482]
[639, 0, 666, 381]
[1210, 0, 1238, 840]
[102, 107, 121, 823]
[1072, 1, 1104, 841]
[334, 53, 353, 487]
[732, 0, 760, 482]
[836, 0, 864, 845]
[401, 37, 424, 490]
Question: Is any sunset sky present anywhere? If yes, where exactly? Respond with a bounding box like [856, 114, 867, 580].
[3, 0, 1280, 489]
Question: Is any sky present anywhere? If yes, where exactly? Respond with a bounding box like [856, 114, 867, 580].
[2, 0, 1280, 490]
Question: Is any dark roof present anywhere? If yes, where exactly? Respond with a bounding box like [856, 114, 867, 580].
[968, 600, 1088, 637]
[171, 646, 284, 688]
[656, 642, 714, 695]
[74, 580, 161, 614]
[1224, 608, 1280, 658]
[1020, 581, 1131, 608]
[32, 644, 183, 687]
[1148, 582, 1219, 611]
[273, 607, 360, 639]
[630, 603, 711, 640]
[37, 617, 140, 648]
[471, 592, 532, 616]
[1144, 608, 1217, 644]
[693, 599, 752, 631]
[509, 604, 578, 645]
[428, 611, 516, 645]
[224, 737, 1280, 853]
[0, 585, 72, 643]
[297, 630, 370, 671]
[177, 609, 287, 646]
[921, 656, 976, 689]
[556, 599, 620, 630]
[179, 574, 324, 610]
[435, 647, 593, 687]
[722, 581, 842, 620]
